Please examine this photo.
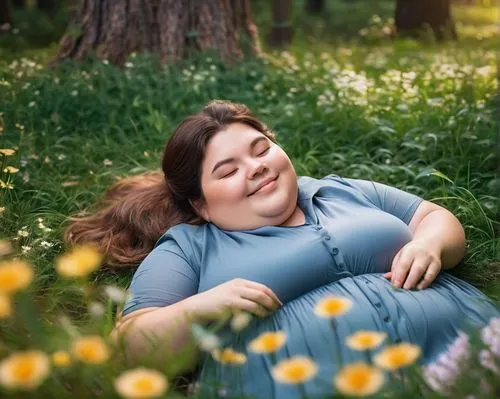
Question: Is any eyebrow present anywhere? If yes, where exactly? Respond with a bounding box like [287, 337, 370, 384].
[211, 136, 269, 175]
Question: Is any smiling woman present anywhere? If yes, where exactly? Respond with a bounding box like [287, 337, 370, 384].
[65, 100, 499, 399]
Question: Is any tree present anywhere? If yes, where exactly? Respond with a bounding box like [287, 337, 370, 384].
[305, 0, 324, 14]
[55, 0, 260, 66]
[395, 0, 457, 40]
[0, 0, 11, 33]
[269, 0, 293, 47]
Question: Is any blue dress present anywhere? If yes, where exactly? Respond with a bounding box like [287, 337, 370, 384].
[122, 175, 499, 399]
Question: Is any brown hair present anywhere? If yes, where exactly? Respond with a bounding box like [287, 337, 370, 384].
[64, 100, 277, 268]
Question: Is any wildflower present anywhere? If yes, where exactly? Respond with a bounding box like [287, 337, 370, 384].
[40, 241, 54, 249]
[55, 245, 103, 278]
[0, 294, 12, 318]
[0, 350, 50, 390]
[479, 349, 499, 375]
[314, 296, 353, 318]
[211, 348, 247, 365]
[3, 166, 19, 174]
[248, 331, 287, 354]
[103, 159, 113, 167]
[72, 335, 110, 364]
[88, 301, 106, 318]
[51, 351, 71, 367]
[198, 334, 220, 352]
[231, 311, 252, 332]
[28, 102, 36, 108]
[481, 317, 500, 356]
[0, 149, 15, 156]
[346, 331, 386, 351]
[104, 285, 128, 303]
[374, 343, 421, 371]
[71, 90, 78, 97]
[0, 259, 33, 294]
[0, 240, 12, 256]
[0, 206, 5, 214]
[334, 362, 385, 397]
[422, 331, 471, 393]
[271, 356, 319, 384]
[21, 246, 31, 254]
[17, 229, 28, 238]
[114, 368, 168, 399]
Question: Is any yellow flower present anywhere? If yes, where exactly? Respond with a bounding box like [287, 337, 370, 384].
[114, 368, 168, 399]
[0, 294, 12, 319]
[334, 362, 385, 397]
[0, 240, 12, 256]
[72, 335, 110, 364]
[374, 343, 421, 371]
[346, 331, 387, 351]
[248, 331, 287, 354]
[314, 296, 353, 318]
[271, 356, 319, 384]
[211, 347, 247, 365]
[0, 259, 34, 294]
[55, 245, 103, 278]
[0, 149, 15, 157]
[231, 311, 252, 332]
[51, 351, 71, 367]
[3, 166, 19, 174]
[0, 350, 50, 390]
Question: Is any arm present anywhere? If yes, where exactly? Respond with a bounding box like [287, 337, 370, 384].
[387, 200, 466, 290]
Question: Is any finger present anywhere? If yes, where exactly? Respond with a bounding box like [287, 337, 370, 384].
[241, 287, 279, 311]
[236, 298, 268, 318]
[383, 272, 392, 279]
[245, 281, 283, 307]
[402, 261, 428, 290]
[389, 251, 402, 281]
[392, 252, 414, 288]
[417, 263, 441, 290]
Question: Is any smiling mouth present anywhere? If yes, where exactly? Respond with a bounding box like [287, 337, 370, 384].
[249, 176, 278, 196]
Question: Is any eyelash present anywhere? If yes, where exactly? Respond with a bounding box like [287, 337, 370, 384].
[221, 147, 270, 178]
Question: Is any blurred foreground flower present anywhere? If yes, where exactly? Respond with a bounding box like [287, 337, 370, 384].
[314, 296, 353, 318]
[72, 335, 110, 364]
[211, 348, 247, 365]
[0, 259, 33, 294]
[0, 294, 12, 318]
[271, 356, 319, 384]
[0, 240, 12, 256]
[114, 368, 168, 399]
[374, 343, 421, 371]
[334, 362, 385, 397]
[248, 331, 287, 354]
[3, 166, 19, 174]
[481, 317, 500, 357]
[0, 350, 50, 390]
[51, 351, 71, 367]
[346, 331, 387, 351]
[0, 149, 15, 157]
[56, 245, 103, 278]
[231, 311, 252, 332]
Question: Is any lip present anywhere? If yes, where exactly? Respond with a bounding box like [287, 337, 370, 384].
[249, 176, 278, 196]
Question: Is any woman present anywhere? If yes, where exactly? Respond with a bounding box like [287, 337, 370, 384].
[67, 100, 499, 398]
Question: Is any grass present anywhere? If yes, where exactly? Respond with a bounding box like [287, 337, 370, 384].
[0, 0, 498, 397]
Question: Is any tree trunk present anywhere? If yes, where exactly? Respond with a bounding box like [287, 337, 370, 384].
[305, 0, 324, 14]
[38, 0, 56, 12]
[269, 0, 293, 48]
[0, 0, 12, 33]
[395, 0, 457, 40]
[54, 0, 260, 66]
[12, 0, 24, 8]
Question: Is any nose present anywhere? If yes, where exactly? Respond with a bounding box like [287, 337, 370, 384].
[248, 159, 268, 180]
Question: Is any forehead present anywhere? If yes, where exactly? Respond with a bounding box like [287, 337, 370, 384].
[204, 123, 266, 161]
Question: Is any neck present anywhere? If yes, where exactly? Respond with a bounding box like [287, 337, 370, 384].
[279, 204, 306, 227]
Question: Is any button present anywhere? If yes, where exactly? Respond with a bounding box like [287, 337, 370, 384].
[383, 316, 390, 322]
[331, 248, 339, 255]
[375, 303, 382, 308]
[395, 338, 402, 343]
[314, 225, 322, 231]
[324, 236, 331, 241]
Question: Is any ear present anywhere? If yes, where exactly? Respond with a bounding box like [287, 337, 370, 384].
[189, 198, 210, 222]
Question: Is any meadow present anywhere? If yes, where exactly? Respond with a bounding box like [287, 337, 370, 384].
[0, 1, 498, 398]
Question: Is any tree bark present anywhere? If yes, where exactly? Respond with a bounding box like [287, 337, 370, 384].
[395, 0, 457, 40]
[38, 0, 56, 12]
[305, 0, 324, 14]
[0, 0, 12, 33]
[269, 0, 293, 48]
[12, 0, 24, 8]
[53, 0, 260, 66]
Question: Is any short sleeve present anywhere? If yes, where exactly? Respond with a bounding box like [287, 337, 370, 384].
[121, 239, 199, 317]
[338, 177, 424, 225]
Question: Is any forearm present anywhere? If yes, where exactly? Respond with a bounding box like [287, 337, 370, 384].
[412, 209, 466, 270]
[111, 296, 201, 364]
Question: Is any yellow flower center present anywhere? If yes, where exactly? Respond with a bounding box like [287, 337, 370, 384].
[389, 351, 406, 367]
[133, 377, 154, 394]
[0, 270, 17, 290]
[286, 364, 306, 381]
[347, 369, 369, 389]
[12, 359, 35, 381]
[324, 299, 343, 313]
[262, 335, 279, 350]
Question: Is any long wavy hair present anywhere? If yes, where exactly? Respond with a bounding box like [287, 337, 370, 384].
[64, 100, 277, 268]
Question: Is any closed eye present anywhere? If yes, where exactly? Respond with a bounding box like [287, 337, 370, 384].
[222, 169, 237, 178]
[258, 147, 270, 156]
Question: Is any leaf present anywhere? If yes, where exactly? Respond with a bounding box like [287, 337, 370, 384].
[416, 167, 454, 184]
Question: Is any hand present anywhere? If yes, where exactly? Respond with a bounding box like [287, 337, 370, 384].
[186, 278, 283, 321]
[383, 240, 442, 290]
